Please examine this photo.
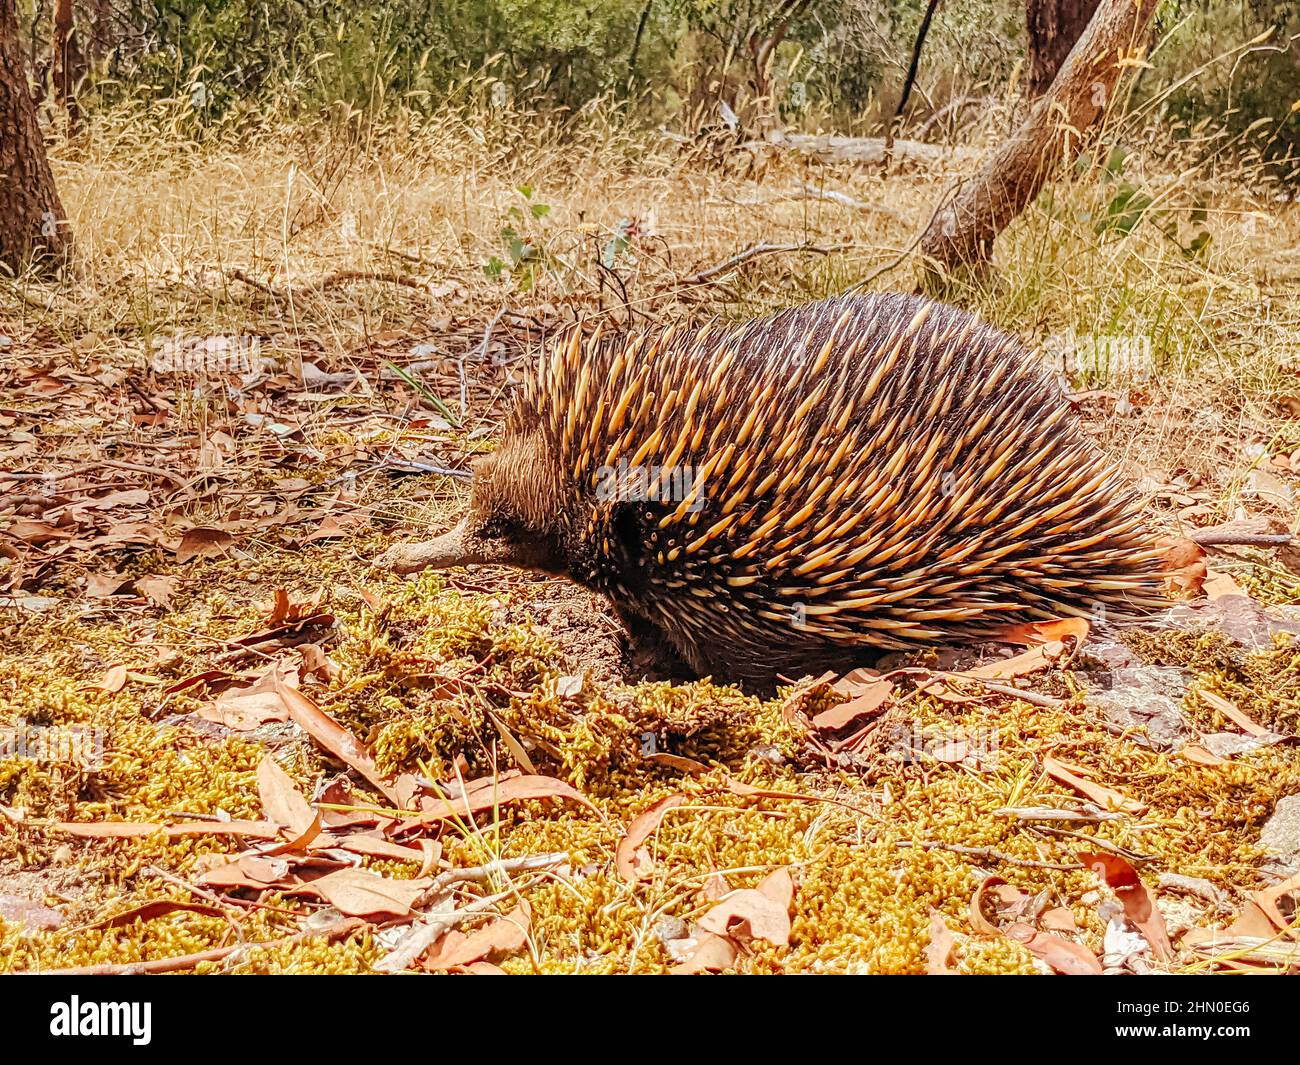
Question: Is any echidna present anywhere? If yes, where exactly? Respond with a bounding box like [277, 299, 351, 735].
[380, 293, 1164, 687]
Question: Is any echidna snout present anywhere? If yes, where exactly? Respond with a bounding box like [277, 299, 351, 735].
[382, 293, 1165, 687]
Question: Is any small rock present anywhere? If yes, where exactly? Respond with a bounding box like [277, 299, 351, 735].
[1260, 793, 1300, 876]
[1198, 731, 1288, 758]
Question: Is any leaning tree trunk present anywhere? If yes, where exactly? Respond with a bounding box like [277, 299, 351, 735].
[919, 0, 1158, 284]
[1026, 0, 1101, 96]
[0, 0, 72, 276]
[52, 0, 85, 130]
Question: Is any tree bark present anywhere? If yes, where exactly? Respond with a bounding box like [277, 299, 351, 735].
[746, 0, 810, 132]
[918, 0, 1158, 284]
[0, 0, 72, 276]
[52, 0, 84, 129]
[1026, 0, 1101, 97]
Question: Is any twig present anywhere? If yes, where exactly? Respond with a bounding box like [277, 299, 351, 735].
[227, 267, 431, 303]
[420, 851, 569, 904]
[463, 306, 507, 419]
[898, 839, 1083, 870]
[934, 672, 1067, 708]
[994, 806, 1125, 823]
[675, 241, 861, 289]
[1189, 531, 1293, 548]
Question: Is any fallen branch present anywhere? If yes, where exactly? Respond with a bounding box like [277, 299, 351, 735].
[676, 241, 860, 289]
[1188, 531, 1293, 548]
[227, 267, 433, 303]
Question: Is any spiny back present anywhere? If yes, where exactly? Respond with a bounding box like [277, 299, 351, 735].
[513, 292, 1162, 681]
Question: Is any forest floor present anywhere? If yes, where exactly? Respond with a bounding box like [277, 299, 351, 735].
[2, 109, 1300, 973]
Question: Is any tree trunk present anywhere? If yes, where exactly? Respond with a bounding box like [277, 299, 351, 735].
[52, 0, 84, 129]
[0, 0, 72, 276]
[1025, 0, 1101, 97]
[746, 0, 810, 133]
[919, 0, 1158, 284]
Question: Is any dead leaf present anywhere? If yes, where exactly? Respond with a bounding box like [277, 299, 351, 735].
[1005, 923, 1104, 974]
[1079, 852, 1173, 961]
[307, 868, 429, 918]
[1204, 570, 1248, 601]
[423, 901, 531, 970]
[697, 868, 793, 946]
[84, 899, 227, 929]
[925, 908, 958, 974]
[134, 575, 178, 610]
[256, 755, 315, 835]
[273, 675, 400, 804]
[1199, 690, 1269, 736]
[91, 664, 128, 692]
[175, 527, 234, 563]
[412, 774, 601, 827]
[812, 678, 894, 731]
[668, 930, 739, 974]
[988, 617, 1090, 647]
[616, 794, 686, 882]
[1043, 755, 1145, 814]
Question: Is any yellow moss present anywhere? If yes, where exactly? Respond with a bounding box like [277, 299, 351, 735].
[3, 543, 1300, 974]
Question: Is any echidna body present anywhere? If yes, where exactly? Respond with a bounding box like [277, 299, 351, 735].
[389, 293, 1164, 686]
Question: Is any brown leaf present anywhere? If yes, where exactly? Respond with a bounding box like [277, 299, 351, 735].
[91, 664, 128, 693]
[309, 868, 428, 918]
[697, 868, 793, 946]
[273, 674, 400, 804]
[1204, 570, 1248, 601]
[134, 575, 178, 610]
[987, 617, 1090, 647]
[175, 527, 234, 563]
[1182, 743, 1228, 766]
[256, 755, 315, 835]
[969, 876, 1030, 935]
[1043, 755, 1145, 814]
[1250, 872, 1300, 937]
[1199, 690, 1269, 736]
[85, 900, 227, 929]
[616, 794, 686, 882]
[925, 908, 958, 974]
[669, 931, 739, 974]
[1079, 852, 1173, 961]
[197, 666, 297, 730]
[1005, 923, 1104, 975]
[423, 901, 532, 970]
[812, 678, 894, 731]
[411, 774, 601, 826]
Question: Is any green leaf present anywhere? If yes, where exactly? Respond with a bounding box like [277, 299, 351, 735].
[383, 360, 460, 426]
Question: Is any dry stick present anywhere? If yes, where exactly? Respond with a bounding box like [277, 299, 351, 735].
[35, 919, 366, 975]
[675, 241, 859, 289]
[933, 672, 1066, 709]
[227, 267, 429, 303]
[898, 839, 1083, 871]
[1188, 531, 1293, 548]
[462, 306, 507, 420]
[419, 851, 570, 905]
